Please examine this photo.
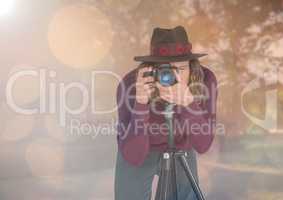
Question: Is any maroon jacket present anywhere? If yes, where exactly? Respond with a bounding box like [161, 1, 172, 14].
[116, 66, 218, 166]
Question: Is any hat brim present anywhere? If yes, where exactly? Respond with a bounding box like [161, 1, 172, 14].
[134, 53, 207, 63]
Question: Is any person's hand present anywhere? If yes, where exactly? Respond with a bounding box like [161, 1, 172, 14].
[135, 65, 155, 104]
[156, 67, 194, 106]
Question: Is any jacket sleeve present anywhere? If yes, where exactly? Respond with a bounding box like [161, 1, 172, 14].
[174, 69, 218, 153]
[116, 79, 150, 167]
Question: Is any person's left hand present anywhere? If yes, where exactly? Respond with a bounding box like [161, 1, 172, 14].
[156, 67, 194, 107]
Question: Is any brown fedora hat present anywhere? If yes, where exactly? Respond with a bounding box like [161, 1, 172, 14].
[134, 26, 207, 63]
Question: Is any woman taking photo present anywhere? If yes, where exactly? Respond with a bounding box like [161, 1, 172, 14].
[115, 26, 218, 200]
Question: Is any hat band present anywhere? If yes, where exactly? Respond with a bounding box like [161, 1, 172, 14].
[150, 42, 192, 57]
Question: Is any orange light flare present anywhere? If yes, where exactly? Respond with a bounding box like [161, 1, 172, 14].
[25, 138, 64, 187]
[48, 4, 114, 69]
[0, 0, 14, 17]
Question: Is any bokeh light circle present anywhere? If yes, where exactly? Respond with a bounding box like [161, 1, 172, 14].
[25, 138, 64, 178]
[48, 4, 114, 69]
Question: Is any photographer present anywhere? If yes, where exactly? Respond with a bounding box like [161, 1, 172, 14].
[115, 26, 218, 200]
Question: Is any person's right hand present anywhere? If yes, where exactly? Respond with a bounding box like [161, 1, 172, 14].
[136, 65, 155, 104]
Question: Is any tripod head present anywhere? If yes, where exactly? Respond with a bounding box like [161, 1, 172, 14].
[162, 103, 175, 119]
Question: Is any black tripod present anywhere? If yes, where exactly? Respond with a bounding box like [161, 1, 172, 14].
[155, 104, 206, 200]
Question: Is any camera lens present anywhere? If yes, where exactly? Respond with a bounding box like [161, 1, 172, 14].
[157, 67, 177, 87]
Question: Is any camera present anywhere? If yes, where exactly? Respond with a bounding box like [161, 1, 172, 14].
[143, 63, 177, 87]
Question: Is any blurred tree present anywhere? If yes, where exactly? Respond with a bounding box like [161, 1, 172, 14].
[67, 0, 283, 137]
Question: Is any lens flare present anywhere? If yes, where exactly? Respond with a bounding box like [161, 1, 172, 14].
[48, 4, 114, 69]
[0, 0, 14, 17]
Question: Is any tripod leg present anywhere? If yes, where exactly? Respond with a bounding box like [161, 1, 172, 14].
[170, 153, 178, 200]
[155, 153, 171, 200]
[155, 158, 163, 199]
[178, 154, 206, 200]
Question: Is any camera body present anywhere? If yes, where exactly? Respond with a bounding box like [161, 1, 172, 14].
[143, 63, 177, 87]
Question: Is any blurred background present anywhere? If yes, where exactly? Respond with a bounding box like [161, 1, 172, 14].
[0, 0, 282, 199]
